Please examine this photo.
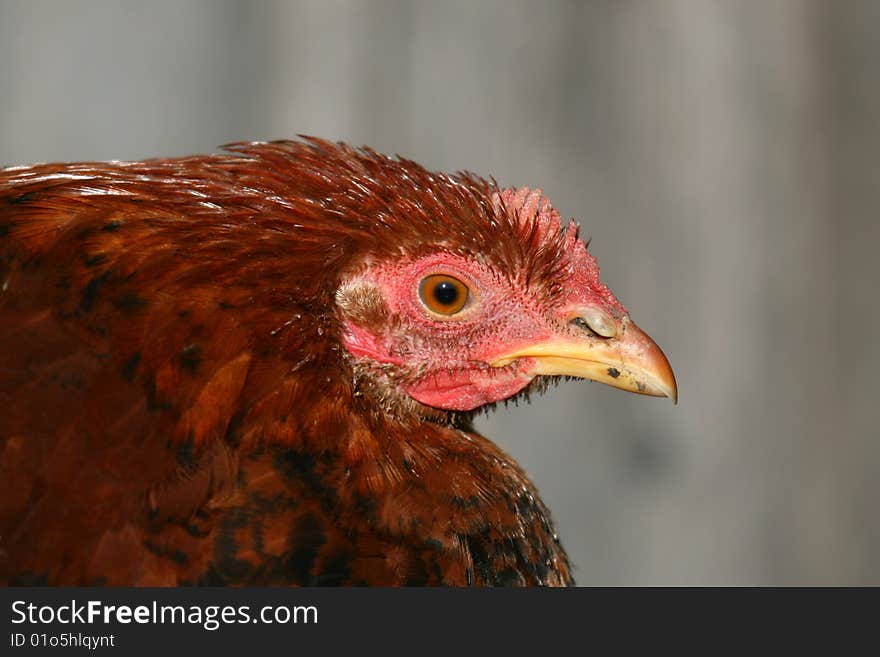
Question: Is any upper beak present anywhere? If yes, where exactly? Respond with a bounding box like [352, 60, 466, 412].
[489, 318, 678, 403]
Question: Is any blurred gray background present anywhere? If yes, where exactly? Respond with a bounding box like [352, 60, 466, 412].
[1, 0, 877, 585]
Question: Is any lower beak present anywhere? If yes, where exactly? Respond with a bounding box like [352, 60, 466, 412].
[489, 319, 678, 402]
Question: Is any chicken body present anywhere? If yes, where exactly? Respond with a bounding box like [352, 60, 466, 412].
[0, 140, 674, 585]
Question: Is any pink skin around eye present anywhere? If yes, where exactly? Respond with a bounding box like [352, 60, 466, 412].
[340, 252, 556, 412]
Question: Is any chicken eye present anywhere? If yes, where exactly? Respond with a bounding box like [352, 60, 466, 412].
[419, 274, 469, 316]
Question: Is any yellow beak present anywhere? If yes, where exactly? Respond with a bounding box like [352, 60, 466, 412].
[490, 319, 678, 402]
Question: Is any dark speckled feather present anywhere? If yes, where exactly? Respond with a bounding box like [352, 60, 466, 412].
[0, 139, 572, 586]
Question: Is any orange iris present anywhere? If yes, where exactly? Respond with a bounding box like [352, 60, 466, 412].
[419, 274, 469, 316]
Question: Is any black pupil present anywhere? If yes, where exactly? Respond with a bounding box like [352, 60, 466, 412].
[433, 281, 459, 306]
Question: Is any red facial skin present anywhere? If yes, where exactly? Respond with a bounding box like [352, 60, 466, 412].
[340, 188, 627, 412]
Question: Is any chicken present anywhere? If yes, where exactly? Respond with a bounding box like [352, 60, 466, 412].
[0, 138, 676, 586]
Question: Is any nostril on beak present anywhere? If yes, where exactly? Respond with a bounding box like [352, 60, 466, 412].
[570, 308, 618, 338]
[570, 316, 599, 337]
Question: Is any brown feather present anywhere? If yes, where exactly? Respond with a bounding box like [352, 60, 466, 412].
[0, 139, 572, 586]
